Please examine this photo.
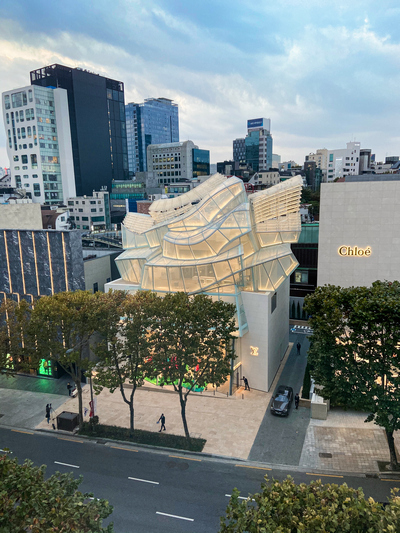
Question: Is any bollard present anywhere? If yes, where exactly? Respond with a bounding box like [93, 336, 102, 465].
[242, 393, 244, 400]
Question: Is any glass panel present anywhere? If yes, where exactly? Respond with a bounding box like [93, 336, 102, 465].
[181, 267, 200, 292]
[199, 198, 219, 222]
[153, 266, 169, 291]
[264, 260, 285, 289]
[206, 230, 228, 254]
[168, 267, 185, 291]
[228, 257, 241, 274]
[190, 241, 215, 259]
[279, 254, 297, 275]
[257, 232, 282, 247]
[176, 245, 194, 260]
[213, 260, 232, 281]
[163, 239, 177, 258]
[220, 227, 242, 241]
[141, 266, 153, 290]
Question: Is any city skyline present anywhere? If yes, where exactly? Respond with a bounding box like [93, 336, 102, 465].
[0, 0, 399, 168]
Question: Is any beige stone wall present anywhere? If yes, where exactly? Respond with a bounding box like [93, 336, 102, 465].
[0, 203, 42, 230]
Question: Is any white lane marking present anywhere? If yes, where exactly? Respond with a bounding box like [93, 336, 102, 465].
[156, 511, 194, 522]
[225, 494, 255, 501]
[54, 461, 80, 469]
[128, 476, 159, 485]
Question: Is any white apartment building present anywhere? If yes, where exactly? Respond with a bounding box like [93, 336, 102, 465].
[67, 189, 110, 231]
[147, 140, 196, 183]
[2, 85, 76, 205]
[249, 170, 280, 187]
[327, 142, 360, 182]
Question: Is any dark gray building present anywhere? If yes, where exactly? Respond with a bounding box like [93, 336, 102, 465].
[0, 229, 84, 304]
[30, 64, 129, 196]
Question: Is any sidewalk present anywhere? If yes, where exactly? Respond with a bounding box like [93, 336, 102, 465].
[299, 408, 391, 473]
[36, 382, 271, 459]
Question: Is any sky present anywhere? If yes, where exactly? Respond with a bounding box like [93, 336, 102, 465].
[0, 0, 400, 167]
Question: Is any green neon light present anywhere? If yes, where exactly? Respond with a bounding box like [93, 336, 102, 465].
[38, 359, 52, 376]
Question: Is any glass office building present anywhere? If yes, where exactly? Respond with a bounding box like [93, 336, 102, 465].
[30, 64, 129, 196]
[192, 148, 210, 177]
[126, 98, 179, 174]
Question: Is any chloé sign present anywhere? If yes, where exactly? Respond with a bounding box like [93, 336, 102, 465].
[338, 246, 371, 257]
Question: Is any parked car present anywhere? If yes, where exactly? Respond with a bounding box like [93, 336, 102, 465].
[270, 385, 293, 416]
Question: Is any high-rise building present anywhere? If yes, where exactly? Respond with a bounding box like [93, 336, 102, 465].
[192, 148, 210, 177]
[30, 64, 129, 196]
[245, 118, 273, 172]
[126, 98, 179, 174]
[233, 119, 273, 173]
[233, 138, 245, 163]
[2, 84, 76, 205]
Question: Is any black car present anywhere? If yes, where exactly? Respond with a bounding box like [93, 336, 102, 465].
[270, 385, 293, 416]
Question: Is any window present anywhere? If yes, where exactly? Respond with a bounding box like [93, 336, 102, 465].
[33, 183, 40, 197]
[295, 271, 309, 284]
[6, 113, 9, 124]
[90, 200, 96, 204]
[13, 155, 19, 162]
[76, 217, 80, 221]
[68, 201, 74, 206]
[78, 209, 83, 213]
[82, 225, 89, 230]
[30, 154, 37, 169]
[329, 154, 333, 162]
[271, 292, 277, 313]
[21, 155, 28, 164]
[82, 216, 89, 221]
[4, 95, 10, 109]
[93, 282, 99, 293]
[32, 174, 38, 179]
[91, 208, 97, 212]
[12, 91, 27, 108]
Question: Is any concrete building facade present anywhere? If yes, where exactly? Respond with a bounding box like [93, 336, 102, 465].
[67, 189, 110, 231]
[327, 142, 360, 182]
[318, 177, 400, 288]
[2, 84, 76, 205]
[147, 140, 197, 183]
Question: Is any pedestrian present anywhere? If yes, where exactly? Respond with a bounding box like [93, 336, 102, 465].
[243, 376, 250, 391]
[45, 404, 50, 424]
[296, 342, 301, 355]
[158, 413, 166, 432]
[67, 382, 72, 396]
[295, 393, 300, 409]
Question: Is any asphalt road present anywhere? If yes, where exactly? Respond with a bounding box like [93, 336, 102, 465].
[1, 427, 398, 533]
[248, 332, 310, 464]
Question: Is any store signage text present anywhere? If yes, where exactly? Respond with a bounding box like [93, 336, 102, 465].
[338, 246, 371, 257]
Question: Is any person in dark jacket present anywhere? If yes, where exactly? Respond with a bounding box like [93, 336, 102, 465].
[45, 404, 51, 423]
[296, 342, 301, 355]
[158, 413, 166, 432]
[295, 393, 300, 409]
[243, 376, 250, 391]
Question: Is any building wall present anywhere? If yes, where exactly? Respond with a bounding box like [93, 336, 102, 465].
[327, 142, 360, 182]
[0, 229, 84, 300]
[147, 140, 196, 182]
[84, 254, 112, 293]
[67, 190, 110, 231]
[0, 203, 43, 230]
[2, 85, 75, 205]
[31, 64, 128, 195]
[318, 180, 400, 287]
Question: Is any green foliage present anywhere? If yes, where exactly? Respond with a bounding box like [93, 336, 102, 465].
[220, 475, 400, 532]
[27, 290, 99, 426]
[304, 281, 400, 468]
[79, 422, 206, 452]
[93, 290, 160, 432]
[0, 299, 31, 377]
[150, 292, 237, 440]
[0, 452, 114, 532]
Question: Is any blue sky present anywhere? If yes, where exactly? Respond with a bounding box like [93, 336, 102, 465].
[1, 0, 399, 166]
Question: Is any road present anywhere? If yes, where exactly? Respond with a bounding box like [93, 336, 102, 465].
[1, 427, 398, 533]
[249, 332, 310, 464]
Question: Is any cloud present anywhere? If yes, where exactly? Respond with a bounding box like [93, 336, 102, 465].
[1, 1, 400, 168]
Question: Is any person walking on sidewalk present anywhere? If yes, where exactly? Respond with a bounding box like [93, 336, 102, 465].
[67, 382, 72, 396]
[45, 404, 51, 424]
[158, 413, 166, 432]
[243, 376, 250, 391]
[295, 393, 300, 409]
[296, 342, 301, 355]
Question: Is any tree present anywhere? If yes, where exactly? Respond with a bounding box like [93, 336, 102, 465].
[27, 291, 98, 427]
[0, 451, 114, 532]
[0, 298, 30, 376]
[151, 292, 237, 442]
[93, 290, 160, 434]
[220, 475, 400, 532]
[304, 281, 400, 470]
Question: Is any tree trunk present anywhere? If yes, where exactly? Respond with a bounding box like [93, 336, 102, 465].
[76, 380, 83, 428]
[129, 386, 136, 436]
[385, 429, 399, 470]
[179, 389, 191, 443]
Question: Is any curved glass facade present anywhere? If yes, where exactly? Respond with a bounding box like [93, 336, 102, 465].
[116, 174, 302, 336]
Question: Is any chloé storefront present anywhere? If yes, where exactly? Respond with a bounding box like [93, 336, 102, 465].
[318, 176, 400, 288]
